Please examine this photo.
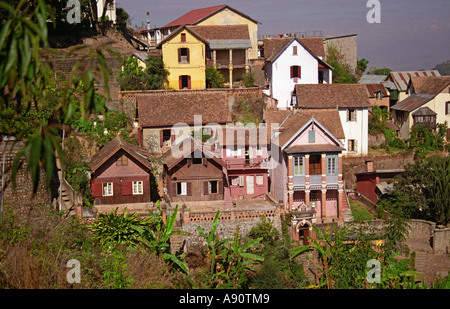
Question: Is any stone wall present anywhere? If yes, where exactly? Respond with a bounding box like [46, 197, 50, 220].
[1, 141, 58, 216]
[408, 219, 449, 254]
[181, 207, 282, 252]
[433, 227, 450, 254]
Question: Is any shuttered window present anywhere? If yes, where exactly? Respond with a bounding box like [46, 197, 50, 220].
[290, 65, 301, 79]
[102, 183, 113, 196]
[122, 181, 133, 195]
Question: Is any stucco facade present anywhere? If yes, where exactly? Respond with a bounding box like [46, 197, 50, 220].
[338, 108, 369, 155]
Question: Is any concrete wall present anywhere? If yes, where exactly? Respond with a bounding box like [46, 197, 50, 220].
[323, 34, 357, 74]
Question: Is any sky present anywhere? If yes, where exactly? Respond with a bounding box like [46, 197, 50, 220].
[116, 0, 450, 72]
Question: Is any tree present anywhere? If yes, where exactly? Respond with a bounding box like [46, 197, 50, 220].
[1, 0, 116, 193]
[326, 43, 357, 84]
[117, 56, 169, 91]
[368, 66, 392, 76]
[357, 58, 370, 76]
[205, 66, 225, 88]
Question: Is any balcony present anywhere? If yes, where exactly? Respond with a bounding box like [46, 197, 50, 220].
[226, 158, 267, 169]
[206, 59, 247, 68]
[292, 174, 339, 191]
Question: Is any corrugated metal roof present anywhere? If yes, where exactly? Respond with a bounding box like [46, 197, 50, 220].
[359, 74, 387, 84]
[390, 94, 434, 112]
[389, 70, 441, 92]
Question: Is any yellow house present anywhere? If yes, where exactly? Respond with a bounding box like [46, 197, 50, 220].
[160, 5, 260, 60]
[157, 26, 208, 90]
[391, 76, 450, 139]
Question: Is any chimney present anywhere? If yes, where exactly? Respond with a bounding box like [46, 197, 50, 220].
[147, 12, 150, 31]
[366, 160, 374, 172]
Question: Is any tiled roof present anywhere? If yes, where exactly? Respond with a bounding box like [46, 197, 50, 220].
[388, 70, 440, 92]
[263, 37, 325, 61]
[284, 144, 345, 154]
[189, 25, 252, 49]
[410, 76, 450, 95]
[265, 109, 345, 148]
[162, 137, 225, 169]
[412, 107, 437, 116]
[137, 91, 233, 127]
[162, 4, 259, 29]
[294, 84, 371, 109]
[91, 136, 152, 172]
[364, 83, 389, 97]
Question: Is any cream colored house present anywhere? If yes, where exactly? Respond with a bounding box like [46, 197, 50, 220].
[391, 76, 450, 139]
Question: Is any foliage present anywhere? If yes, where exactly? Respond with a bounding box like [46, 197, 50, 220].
[325, 43, 357, 84]
[205, 66, 226, 88]
[90, 208, 149, 248]
[368, 66, 392, 75]
[117, 56, 169, 91]
[232, 97, 265, 125]
[357, 58, 369, 76]
[407, 123, 447, 159]
[101, 247, 134, 289]
[195, 211, 264, 288]
[1, 0, 118, 192]
[241, 71, 255, 88]
[369, 106, 407, 151]
[133, 202, 187, 273]
[378, 155, 450, 225]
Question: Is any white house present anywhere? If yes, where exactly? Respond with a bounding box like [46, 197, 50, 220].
[97, 0, 116, 24]
[263, 37, 333, 110]
[292, 84, 370, 155]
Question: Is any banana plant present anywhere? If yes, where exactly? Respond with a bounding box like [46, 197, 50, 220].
[133, 201, 187, 273]
[196, 211, 232, 275]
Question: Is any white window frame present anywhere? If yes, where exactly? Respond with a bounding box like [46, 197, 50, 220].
[293, 156, 304, 176]
[132, 181, 143, 195]
[256, 175, 264, 185]
[177, 182, 187, 196]
[102, 182, 113, 197]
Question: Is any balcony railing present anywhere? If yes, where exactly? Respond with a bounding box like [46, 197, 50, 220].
[206, 59, 247, 68]
[293, 174, 339, 187]
[226, 158, 267, 169]
[309, 175, 322, 185]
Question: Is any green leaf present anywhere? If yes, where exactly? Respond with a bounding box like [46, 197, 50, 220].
[239, 252, 264, 262]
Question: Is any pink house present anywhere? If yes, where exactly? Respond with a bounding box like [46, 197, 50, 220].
[266, 109, 350, 242]
[218, 126, 269, 202]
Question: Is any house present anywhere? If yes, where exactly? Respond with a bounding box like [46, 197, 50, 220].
[159, 4, 260, 60]
[157, 24, 252, 89]
[359, 74, 397, 109]
[136, 91, 233, 154]
[157, 25, 209, 90]
[262, 37, 333, 110]
[90, 136, 153, 208]
[363, 83, 390, 112]
[355, 161, 404, 204]
[292, 84, 371, 155]
[391, 76, 450, 139]
[386, 70, 441, 105]
[218, 125, 269, 201]
[190, 24, 252, 88]
[161, 138, 227, 206]
[265, 109, 350, 241]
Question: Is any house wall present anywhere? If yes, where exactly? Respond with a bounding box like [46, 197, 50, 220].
[369, 96, 390, 111]
[397, 92, 450, 139]
[92, 151, 151, 205]
[356, 174, 378, 204]
[287, 122, 336, 147]
[338, 108, 369, 155]
[228, 169, 268, 199]
[167, 158, 224, 203]
[198, 8, 259, 60]
[270, 40, 319, 110]
[161, 30, 206, 90]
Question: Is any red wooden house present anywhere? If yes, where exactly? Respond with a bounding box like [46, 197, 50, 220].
[90, 136, 153, 206]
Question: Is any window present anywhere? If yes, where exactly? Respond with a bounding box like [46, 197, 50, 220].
[256, 175, 264, 185]
[160, 129, 172, 147]
[290, 65, 301, 79]
[348, 139, 357, 152]
[132, 181, 143, 195]
[226, 147, 242, 157]
[308, 130, 315, 143]
[116, 155, 128, 166]
[326, 155, 338, 175]
[293, 46, 298, 56]
[446, 102, 450, 115]
[178, 48, 190, 63]
[309, 155, 321, 175]
[102, 183, 113, 197]
[293, 156, 304, 176]
[376, 91, 383, 100]
[238, 175, 245, 187]
[177, 182, 187, 196]
[208, 181, 218, 194]
[180, 33, 186, 42]
[229, 176, 239, 186]
[347, 109, 357, 122]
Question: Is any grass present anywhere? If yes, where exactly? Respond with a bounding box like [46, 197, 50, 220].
[348, 198, 373, 221]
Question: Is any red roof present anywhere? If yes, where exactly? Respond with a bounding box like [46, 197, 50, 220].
[162, 5, 227, 28]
